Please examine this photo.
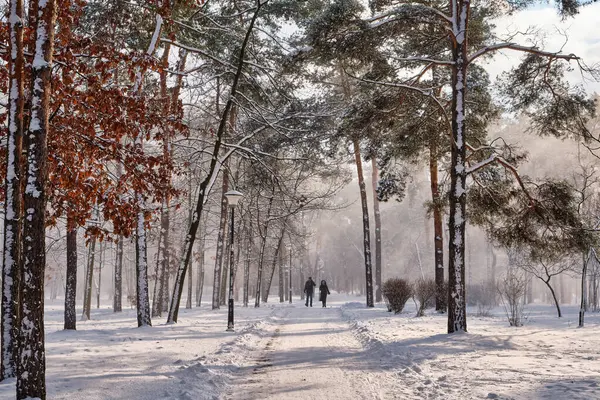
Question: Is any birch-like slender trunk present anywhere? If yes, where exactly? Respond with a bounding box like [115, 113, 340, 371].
[18, 0, 55, 396]
[82, 235, 96, 321]
[64, 215, 78, 330]
[255, 193, 275, 307]
[186, 251, 193, 309]
[132, 11, 164, 327]
[1, 0, 24, 380]
[430, 141, 445, 312]
[579, 252, 588, 327]
[243, 227, 252, 307]
[279, 247, 285, 303]
[113, 236, 123, 312]
[447, 0, 470, 333]
[220, 218, 230, 306]
[371, 158, 382, 303]
[213, 172, 229, 309]
[353, 139, 374, 308]
[263, 225, 286, 303]
[96, 241, 104, 309]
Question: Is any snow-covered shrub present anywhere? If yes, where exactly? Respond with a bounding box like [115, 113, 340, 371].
[382, 278, 413, 314]
[414, 279, 436, 317]
[497, 269, 528, 326]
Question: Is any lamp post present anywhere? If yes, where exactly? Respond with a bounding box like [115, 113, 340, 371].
[224, 189, 243, 331]
[288, 244, 293, 304]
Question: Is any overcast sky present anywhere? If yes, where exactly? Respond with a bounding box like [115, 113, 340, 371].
[485, 3, 600, 94]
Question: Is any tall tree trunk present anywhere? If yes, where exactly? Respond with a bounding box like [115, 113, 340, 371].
[96, 241, 104, 309]
[64, 215, 77, 330]
[579, 252, 588, 327]
[82, 235, 96, 321]
[371, 158, 382, 303]
[18, 0, 55, 396]
[1, 0, 24, 380]
[430, 141, 445, 312]
[167, 4, 261, 323]
[448, 0, 469, 333]
[263, 225, 286, 303]
[151, 211, 164, 317]
[213, 173, 229, 309]
[544, 279, 562, 318]
[279, 245, 285, 303]
[135, 209, 152, 327]
[255, 193, 275, 308]
[243, 228, 252, 307]
[220, 222, 230, 306]
[130, 6, 167, 328]
[113, 236, 123, 312]
[195, 232, 205, 307]
[186, 252, 193, 309]
[352, 139, 374, 308]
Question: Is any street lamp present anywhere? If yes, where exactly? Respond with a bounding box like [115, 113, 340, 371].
[288, 244, 293, 304]
[224, 189, 243, 331]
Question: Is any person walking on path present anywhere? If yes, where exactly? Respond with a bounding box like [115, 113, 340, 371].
[304, 277, 316, 307]
[319, 280, 330, 308]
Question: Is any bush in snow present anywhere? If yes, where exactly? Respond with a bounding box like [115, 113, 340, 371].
[497, 269, 528, 326]
[383, 278, 413, 314]
[414, 279, 436, 317]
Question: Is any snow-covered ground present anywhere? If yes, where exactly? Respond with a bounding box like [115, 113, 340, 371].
[1, 295, 599, 399]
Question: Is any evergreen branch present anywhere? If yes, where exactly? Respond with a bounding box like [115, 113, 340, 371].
[468, 42, 580, 64]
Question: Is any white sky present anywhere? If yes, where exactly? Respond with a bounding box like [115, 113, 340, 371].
[485, 3, 600, 94]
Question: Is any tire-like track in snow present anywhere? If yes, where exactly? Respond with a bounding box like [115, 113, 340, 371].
[225, 305, 391, 399]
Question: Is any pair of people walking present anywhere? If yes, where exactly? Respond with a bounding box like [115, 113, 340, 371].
[304, 277, 330, 307]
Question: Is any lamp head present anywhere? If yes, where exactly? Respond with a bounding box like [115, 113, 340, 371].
[224, 189, 243, 207]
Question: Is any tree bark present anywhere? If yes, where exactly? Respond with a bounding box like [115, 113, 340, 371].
[447, 0, 470, 333]
[1, 0, 24, 380]
[430, 141, 445, 312]
[96, 241, 104, 309]
[18, 0, 55, 396]
[545, 279, 562, 318]
[255, 192, 275, 307]
[64, 215, 77, 330]
[353, 138, 374, 308]
[279, 245, 285, 303]
[213, 172, 229, 309]
[579, 252, 588, 327]
[186, 252, 193, 309]
[113, 235, 123, 312]
[263, 225, 286, 303]
[82, 235, 96, 321]
[371, 158, 383, 303]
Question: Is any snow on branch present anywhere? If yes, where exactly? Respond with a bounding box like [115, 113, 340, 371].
[468, 42, 580, 64]
[367, 3, 452, 28]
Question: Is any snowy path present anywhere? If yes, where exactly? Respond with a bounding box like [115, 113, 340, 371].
[224, 305, 392, 400]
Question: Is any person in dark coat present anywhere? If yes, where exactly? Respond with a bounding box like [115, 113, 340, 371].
[304, 277, 316, 307]
[319, 280, 331, 308]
